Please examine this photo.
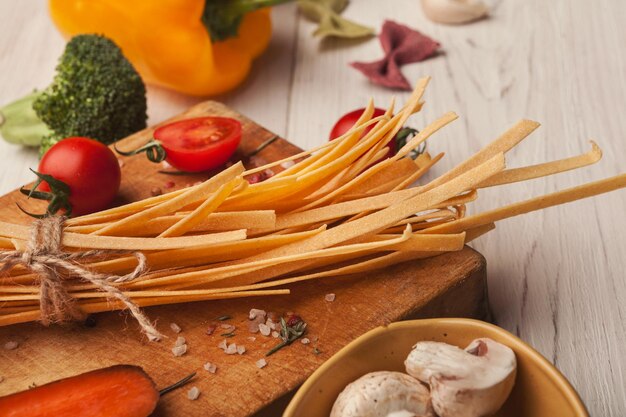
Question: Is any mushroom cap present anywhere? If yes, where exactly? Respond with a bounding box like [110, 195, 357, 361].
[330, 371, 435, 417]
[405, 338, 516, 417]
[421, 0, 489, 25]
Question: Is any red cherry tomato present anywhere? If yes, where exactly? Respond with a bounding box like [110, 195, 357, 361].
[155, 117, 242, 172]
[37, 137, 121, 216]
[329, 108, 396, 159]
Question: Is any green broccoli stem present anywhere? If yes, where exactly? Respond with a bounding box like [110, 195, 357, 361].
[0, 91, 52, 147]
[202, 0, 295, 42]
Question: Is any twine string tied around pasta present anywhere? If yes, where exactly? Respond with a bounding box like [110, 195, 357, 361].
[0, 216, 162, 341]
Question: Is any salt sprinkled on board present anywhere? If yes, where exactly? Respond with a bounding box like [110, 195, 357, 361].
[325, 293, 336, 302]
[187, 386, 200, 400]
[301, 338, 311, 345]
[256, 358, 268, 369]
[221, 324, 235, 332]
[249, 308, 266, 320]
[175, 336, 186, 347]
[280, 160, 295, 169]
[259, 323, 271, 336]
[170, 322, 182, 333]
[266, 318, 277, 330]
[4, 341, 18, 350]
[172, 344, 187, 357]
[271, 331, 280, 338]
[218, 339, 228, 350]
[203, 362, 217, 373]
[225, 343, 238, 355]
[247, 336, 257, 342]
[237, 345, 246, 355]
[248, 321, 260, 334]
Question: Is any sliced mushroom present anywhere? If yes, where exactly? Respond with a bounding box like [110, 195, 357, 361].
[421, 0, 489, 25]
[404, 338, 516, 417]
[330, 371, 435, 417]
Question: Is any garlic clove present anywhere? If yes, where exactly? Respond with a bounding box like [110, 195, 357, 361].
[421, 0, 489, 25]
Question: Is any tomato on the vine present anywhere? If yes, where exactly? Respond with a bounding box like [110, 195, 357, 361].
[117, 117, 242, 173]
[329, 108, 422, 162]
[329, 108, 396, 159]
[21, 136, 121, 217]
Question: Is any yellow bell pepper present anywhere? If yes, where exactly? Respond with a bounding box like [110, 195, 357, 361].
[48, 0, 291, 96]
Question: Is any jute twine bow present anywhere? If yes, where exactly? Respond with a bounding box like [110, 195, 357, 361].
[0, 216, 163, 341]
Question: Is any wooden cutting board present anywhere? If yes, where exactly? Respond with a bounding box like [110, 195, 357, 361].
[0, 102, 489, 416]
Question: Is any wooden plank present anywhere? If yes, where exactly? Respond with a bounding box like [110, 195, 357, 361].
[0, 101, 488, 416]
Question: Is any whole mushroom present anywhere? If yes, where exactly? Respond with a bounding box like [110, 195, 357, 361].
[330, 371, 435, 417]
[405, 338, 516, 417]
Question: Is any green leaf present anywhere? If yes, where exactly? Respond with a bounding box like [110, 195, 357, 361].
[298, 0, 374, 39]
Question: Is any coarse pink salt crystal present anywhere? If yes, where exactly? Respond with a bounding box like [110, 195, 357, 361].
[187, 386, 200, 400]
[172, 344, 187, 357]
[162, 161, 172, 169]
[280, 160, 295, 169]
[271, 331, 280, 338]
[266, 318, 277, 330]
[206, 325, 216, 335]
[325, 293, 336, 302]
[4, 341, 18, 350]
[203, 362, 217, 373]
[175, 336, 186, 347]
[247, 336, 257, 342]
[259, 323, 271, 336]
[248, 321, 260, 333]
[249, 308, 266, 320]
[221, 324, 235, 332]
[301, 338, 311, 345]
[237, 345, 246, 355]
[218, 339, 228, 350]
[225, 343, 238, 355]
[170, 323, 182, 333]
[256, 358, 268, 369]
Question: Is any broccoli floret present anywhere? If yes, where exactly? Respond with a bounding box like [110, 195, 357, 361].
[0, 34, 147, 156]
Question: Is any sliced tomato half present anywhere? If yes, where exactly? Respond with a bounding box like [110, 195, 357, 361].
[155, 117, 242, 172]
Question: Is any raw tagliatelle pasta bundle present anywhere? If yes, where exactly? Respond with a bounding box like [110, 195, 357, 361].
[0, 77, 624, 337]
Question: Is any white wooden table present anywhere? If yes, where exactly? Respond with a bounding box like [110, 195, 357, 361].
[1, 1, 625, 414]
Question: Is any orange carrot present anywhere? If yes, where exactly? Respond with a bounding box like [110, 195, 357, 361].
[0, 365, 160, 417]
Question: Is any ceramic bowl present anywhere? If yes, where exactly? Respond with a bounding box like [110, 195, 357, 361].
[284, 318, 588, 417]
